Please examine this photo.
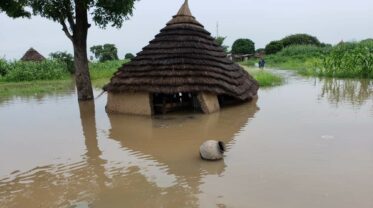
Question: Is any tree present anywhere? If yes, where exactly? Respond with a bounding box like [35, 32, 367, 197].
[215, 36, 229, 53]
[50, 51, 74, 74]
[231, 39, 255, 55]
[90, 44, 119, 62]
[125, 53, 135, 60]
[0, 0, 29, 18]
[265, 40, 284, 54]
[1, 0, 137, 100]
[281, 34, 321, 48]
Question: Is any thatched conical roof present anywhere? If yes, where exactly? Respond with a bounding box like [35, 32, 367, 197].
[20, 48, 45, 62]
[104, 0, 258, 101]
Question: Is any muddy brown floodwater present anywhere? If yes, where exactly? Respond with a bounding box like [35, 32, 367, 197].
[0, 73, 373, 208]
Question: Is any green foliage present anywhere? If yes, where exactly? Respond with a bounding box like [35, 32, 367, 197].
[318, 41, 373, 78]
[0, 80, 74, 98]
[265, 34, 321, 55]
[281, 34, 321, 48]
[242, 66, 284, 87]
[92, 0, 137, 28]
[215, 36, 229, 53]
[265, 41, 284, 54]
[0, 0, 30, 18]
[13, 0, 138, 29]
[257, 40, 373, 79]
[261, 45, 330, 71]
[0, 59, 8, 76]
[125, 53, 135, 60]
[50, 51, 74, 74]
[3, 60, 69, 82]
[232, 39, 255, 55]
[89, 59, 128, 80]
[90, 44, 119, 62]
[256, 48, 265, 53]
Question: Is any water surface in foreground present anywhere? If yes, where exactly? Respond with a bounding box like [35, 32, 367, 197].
[0, 75, 372, 208]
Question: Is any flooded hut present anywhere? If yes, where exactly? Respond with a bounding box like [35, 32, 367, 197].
[104, 0, 259, 116]
[20, 48, 45, 62]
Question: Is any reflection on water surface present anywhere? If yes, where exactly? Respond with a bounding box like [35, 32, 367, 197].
[0, 75, 372, 208]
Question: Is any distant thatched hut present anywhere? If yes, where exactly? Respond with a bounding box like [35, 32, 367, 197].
[104, 0, 259, 116]
[20, 48, 45, 62]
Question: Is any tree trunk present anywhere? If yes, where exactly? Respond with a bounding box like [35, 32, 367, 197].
[73, 0, 93, 101]
[73, 40, 93, 100]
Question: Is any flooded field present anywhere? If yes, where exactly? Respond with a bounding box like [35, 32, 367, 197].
[0, 73, 373, 208]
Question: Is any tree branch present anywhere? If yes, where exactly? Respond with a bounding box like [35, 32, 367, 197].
[66, 11, 75, 32]
[60, 20, 73, 41]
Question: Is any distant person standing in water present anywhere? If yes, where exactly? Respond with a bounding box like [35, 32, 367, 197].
[259, 58, 265, 69]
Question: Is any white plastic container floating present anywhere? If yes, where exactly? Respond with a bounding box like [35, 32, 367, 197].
[199, 140, 226, 160]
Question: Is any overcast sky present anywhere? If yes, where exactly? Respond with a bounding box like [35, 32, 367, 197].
[1, 0, 372, 59]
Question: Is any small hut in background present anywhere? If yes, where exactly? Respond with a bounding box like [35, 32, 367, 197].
[104, 0, 259, 116]
[20, 48, 45, 62]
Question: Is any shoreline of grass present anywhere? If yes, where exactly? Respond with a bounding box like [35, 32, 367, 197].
[245, 42, 373, 79]
[240, 64, 284, 87]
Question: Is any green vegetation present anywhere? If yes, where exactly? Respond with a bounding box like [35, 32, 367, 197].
[215, 36, 229, 53]
[265, 34, 322, 55]
[265, 40, 284, 55]
[50, 51, 74, 74]
[241, 65, 284, 87]
[89, 60, 127, 80]
[0, 60, 70, 82]
[90, 44, 119, 62]
[246, 39, 373, 78]
[0, 59, 128, 97]
[232, 39, 255, 54]
[1, 0, 137, 100]
[318, 41, 373, 78]
[0, 80, 74, 98]
[125, 53, 135, 60]
[0, 59, 128, 83]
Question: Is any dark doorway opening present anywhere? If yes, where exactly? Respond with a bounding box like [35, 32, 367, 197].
[218, 95, 242, 107]
[152, 92, 202, 114]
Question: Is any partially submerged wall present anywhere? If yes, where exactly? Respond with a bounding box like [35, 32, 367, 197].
[198, 92, 220, 114]
[106, 92, 153, 116]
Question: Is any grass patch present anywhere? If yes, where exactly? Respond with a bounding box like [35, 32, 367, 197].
[0, 80, 75, 98]
[244, 41, 373, 79]
[241, 64, 284, 87]
[89, 60, 128, 80]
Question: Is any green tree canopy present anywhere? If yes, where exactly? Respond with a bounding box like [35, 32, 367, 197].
[265, 41, 284, 55]
[125, 53, 135, 60]
[1, 0, 137, 100]
[215, 36, 229, 53]
[281, 34, 321, 48]
[0, 0, 29, 18]
[231, 39, 255, 55]
[90, 44, 119, 62]
[50, 51, 74, 74]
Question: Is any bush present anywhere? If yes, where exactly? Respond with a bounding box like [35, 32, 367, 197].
[265, 41, 284, 54]
[89, 59, 128, 80]
[232, 39, 255, 54]
[215, 36, 229, 53]
[320, 41, 373, 78]
[281, 34, 321, 48]
[124, 53, 135, 60]
[50, 51, 74, 74]
[0, 59, 8, 77]
[90, 44, 119, 62]
[4, 60, 69, 82]
[277, 45, 330, 58]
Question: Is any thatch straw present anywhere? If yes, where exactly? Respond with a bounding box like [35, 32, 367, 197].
[20, 48, 45, 62]
[104, 0, 259, 101]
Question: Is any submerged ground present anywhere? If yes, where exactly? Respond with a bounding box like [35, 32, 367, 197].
[0, 70, 372, 208]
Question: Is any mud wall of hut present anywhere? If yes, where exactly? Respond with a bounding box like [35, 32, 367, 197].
[106, 92, 153, 116]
